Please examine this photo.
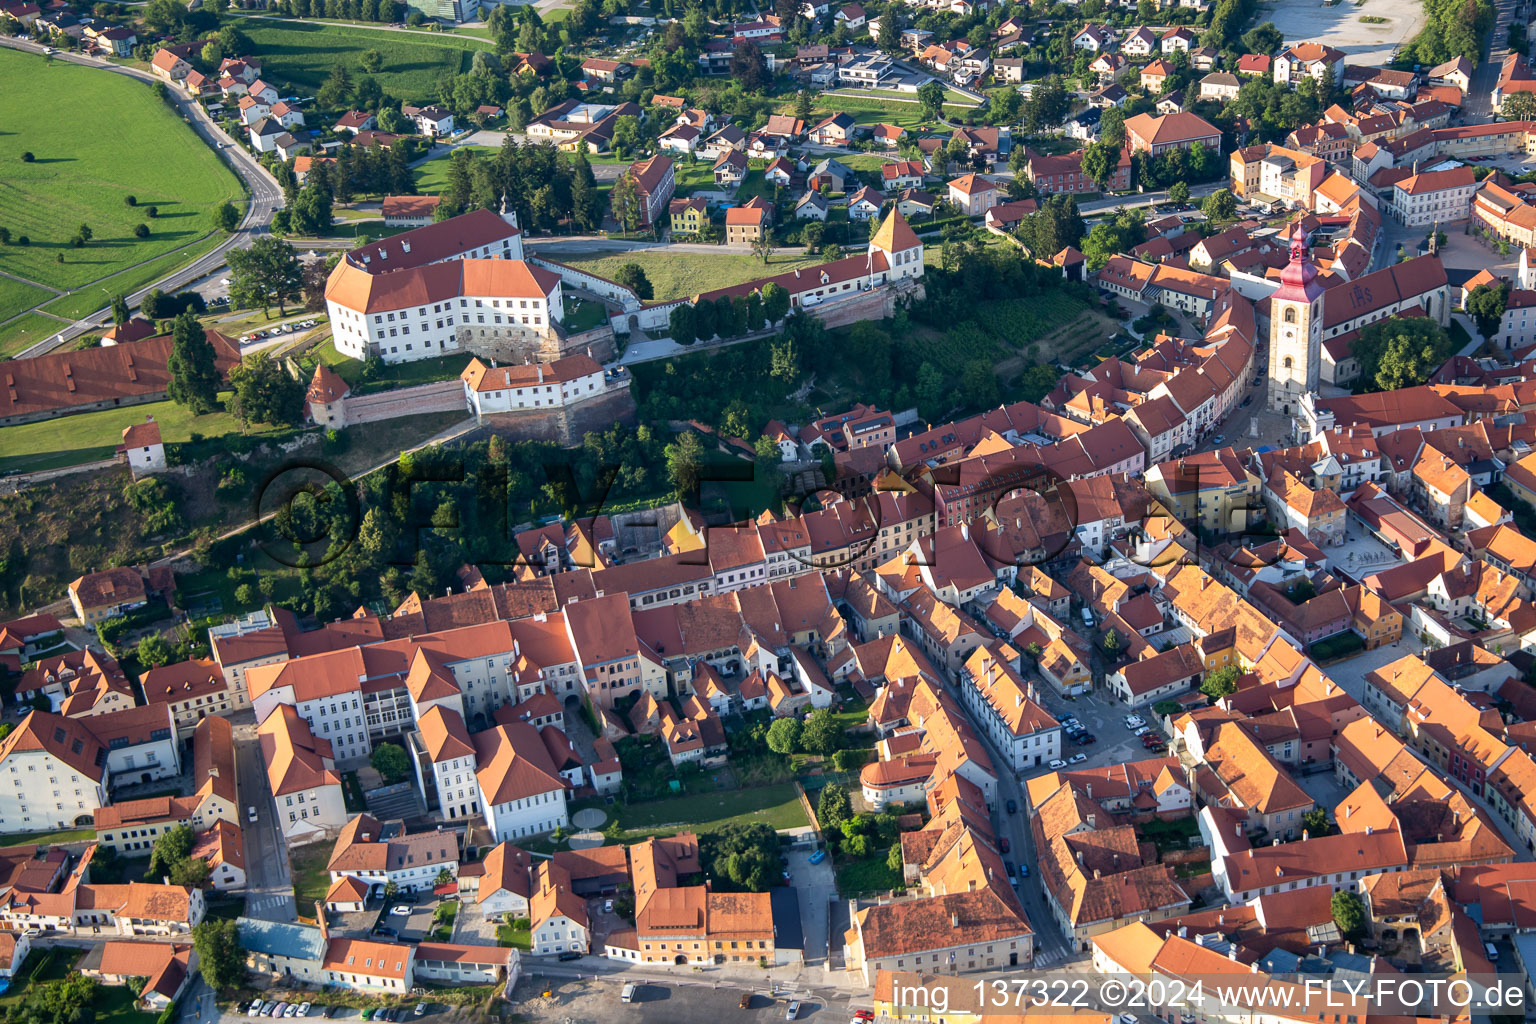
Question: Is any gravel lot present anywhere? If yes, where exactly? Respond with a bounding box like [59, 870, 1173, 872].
[1261, 0, 1426, 67]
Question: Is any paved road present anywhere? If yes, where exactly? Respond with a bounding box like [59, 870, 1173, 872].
[0, 36, 284, 358]
[1464, 0, 1520, 121]
[235, 724, 299, 923]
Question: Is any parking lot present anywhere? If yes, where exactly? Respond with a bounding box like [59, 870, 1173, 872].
[231, 1001, 460, 1024]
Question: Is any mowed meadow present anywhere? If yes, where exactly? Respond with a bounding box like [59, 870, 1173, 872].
[238, 18, 492, 101]
[0, 49, 245, 301]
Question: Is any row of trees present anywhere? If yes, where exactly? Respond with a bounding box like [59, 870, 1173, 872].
[433, 139, 605, 235]
[667, 283, 791, 346]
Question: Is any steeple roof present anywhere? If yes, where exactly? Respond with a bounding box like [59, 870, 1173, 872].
[1273, 219, 1324, 303]
[871, 209, 919, 253]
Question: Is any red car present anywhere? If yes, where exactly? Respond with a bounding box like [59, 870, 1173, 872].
[999, 837, 1011, 854]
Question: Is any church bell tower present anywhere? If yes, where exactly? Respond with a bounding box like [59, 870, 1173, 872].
[1267, 220, 1324, 417]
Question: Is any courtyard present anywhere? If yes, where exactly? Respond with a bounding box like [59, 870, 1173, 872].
[1261, 0, 1426, 66]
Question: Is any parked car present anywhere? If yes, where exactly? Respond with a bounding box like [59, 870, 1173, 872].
[1004, 860, 1017, 880]
[1124, 715, 1145, 728]
[1212, 434, 1225, 444]
[298, 1004, 312, 1017]
[556, 951, 582, 962]
[390, 905, 412, 915]
[1005, 799, 1018, 815]
[270, 1004, 288, 1018]
[1077, 733, 1097, 744]
[285, 1005, 301, 1018]
[808, 849, 827, 865]
[247, 1002, 263, 1017]
[1048, 758, 1068, 769]
[999, 836, 1010, 854]
[414, 1005, 427, 1017]
[786, 1003, 801, 1020]
[1135, 726, 1152, 737]
[1019, 864, 1029, 878]
[741, 994, 753, 1010]
[360, 1009, 375, 1020]
[1068, 753, 1088, 764]
[247, 805, 258, 823]
[602, 898, 614, 913]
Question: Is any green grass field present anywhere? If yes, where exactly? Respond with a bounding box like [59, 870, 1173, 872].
[619, 782, 809, 835]
[0, 278, 54, 324]
[414, 145, 499, 194]
[0, 313, 68, 360]
[0, 49, 244, 300]
[240, 18, 491, 102]
[0, 392, 290, 475]
[35, 233, 230, 322]
[0, 827, 95, 847]
[556, 250, 824, 302]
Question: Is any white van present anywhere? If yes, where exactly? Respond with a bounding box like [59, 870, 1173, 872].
[621, 984, 637, 1004]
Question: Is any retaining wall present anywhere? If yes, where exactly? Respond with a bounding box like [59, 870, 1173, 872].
[340, 380, 465, 426]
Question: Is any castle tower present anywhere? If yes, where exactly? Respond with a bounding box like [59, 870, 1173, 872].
[1267, 220, 1325, 417]
[869, 209, 924, 283]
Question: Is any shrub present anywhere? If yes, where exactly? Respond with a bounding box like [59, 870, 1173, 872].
[20, 151, 33, 162]
[134, 223, 150, 238]
[125, 194, 137, 206]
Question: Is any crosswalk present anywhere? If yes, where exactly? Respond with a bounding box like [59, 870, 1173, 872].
[1030, 948, 1073, 969]
[246, 892, 296, 919]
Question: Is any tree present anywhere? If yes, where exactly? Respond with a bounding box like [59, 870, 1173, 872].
[193, 919, 245, 990]
[110, 293, 130, 326]
[215, 200, 241, 233]
[171, 857, 212, 889]
[1101, 627, 1121, 657]
[166, 311, 221, 415]
[801, 708, 841, 754]
[1168, 180, 1191, 205]
[1352, 316, 1454, 392]
[730, 41, 771, 91]
[1241, 21, 1283, 55]
[1302, 807, 1331, 837]
[228, 353, 305, 427]
[1467, 281, 1511, 340]
[613, 262, 653, 300]
[752, 232, 774, 264]
[1331, 890, 1367, 939]
[959, 359, 999, 410]
[701, 823, 779, 892]
[136, 633, 176, 668]
[288, 183, 334, 237]
[1201, 664, 1241, 701]
[227, 236, 304, 317]
[817, 783, 851, 829]
[668, 303, 696, 345]
[359, 48, 384, 73]
[886, 842, 903, 873]
[767, 716, 802, 754]
[201, 39, 223, 67]
[371, 742, 410, 783]
[1099, 106, 1126, 149]
[1201, 187, 1237, 221]
[610, 172, 642, 233]
[149, 824, 196, 878]
[762, 282, 790, 324]
[665, 431, 706, 497]
[917, 79, 946, 122]
[1503, 92, 1536, 121]
[1079, 141, 1121, 191]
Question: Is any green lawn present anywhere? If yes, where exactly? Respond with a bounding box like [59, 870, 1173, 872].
[95, 982, 160, 1024]
[290, 841, 333, 907]
[0, 48, 244, 299]
[496, 922, 531, 950]
[0, 827, 96, 847]
[834, 851, 901, 897]
[414, 145, 499, 194]
[563, 297, 610, 331]
[0, 313, 68, 360]
[619, 782, 809, 835]
[305, 339, 473, 392]
[0, 392, 291, 475]
[556, 250, 824, 302]
[240, 19, 491, 102]
[36, 232, 231, 322]
[0, 278, 55, 324]
[0, 948, 82, 1012]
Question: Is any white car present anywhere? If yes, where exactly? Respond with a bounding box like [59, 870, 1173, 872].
[298, 1004, 312, 1017]
[1068, 753, 1088, 764]
[1124, 715, 1145, 728]
[247, 805, 258, 823]
[390, 905, 412, 915]
[1134, 726, 1152, 737]
[1121, 1015, 1139, 1024]
[1048, 759, 1068, 769]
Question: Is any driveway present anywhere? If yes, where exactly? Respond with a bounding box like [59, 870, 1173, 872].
[785, 848, 835, 964]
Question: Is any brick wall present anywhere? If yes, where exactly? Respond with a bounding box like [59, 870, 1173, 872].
[476, 387, 637, 446]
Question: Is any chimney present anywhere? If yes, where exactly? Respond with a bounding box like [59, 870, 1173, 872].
[1302, 829, 1309, 841]
[1366, 824, 1373, 835]
[1228, 946, 1239, 960]
[1087, 813, 1097, 827]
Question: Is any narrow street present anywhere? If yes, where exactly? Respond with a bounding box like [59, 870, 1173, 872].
[235, 722, 299, 923]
